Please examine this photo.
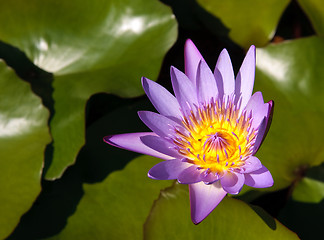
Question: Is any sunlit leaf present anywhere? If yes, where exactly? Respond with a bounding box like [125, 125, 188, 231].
[297, 0, 324, 36]
[0, 61, 50, 238]
[255, 36, 324, 190]
[0, 0, 177, 179]
[50, 156, 173, 239]
[292, 177, 324, 203]
[291, 163, 324, 203]
[196, 0, 290, 48]
[144, 183, 298, 239]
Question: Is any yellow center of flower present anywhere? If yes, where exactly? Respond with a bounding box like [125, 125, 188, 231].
[173, 99, 256, 175]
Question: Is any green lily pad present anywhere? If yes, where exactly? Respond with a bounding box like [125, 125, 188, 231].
[297, 0, 324, 36]
[196, 0, 290, 48]
[50, 156, 173, 239]
[144, 183, 298, 239]
[255, 36, 324, 191]
[0, 0, 177, 179]
[0, 60, 51, 238]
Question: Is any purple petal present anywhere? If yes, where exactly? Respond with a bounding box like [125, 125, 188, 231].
[177, 165, 203, 184]
[245, 91, 269, 130]
[252, 117, 267, 155]
[140, 135, 183, 159]
[184, 39, 204, 84]
[189, 181, 227, 224]
[239, 156, 263, 173]
[235, 45, 256, 111]
[138, 111, 183, 138]
[220, 172, 245, 194]
[148, 159, 191, 180]
[104, 132, 173, 160]
[170, 66, 198, 113]
[215, 49, 235, 97]
[244, 165, 273, 188]
[141, 77, 182, 121]
[263, 100, 274, 142]
[196, 60, 218, 104]
[200, 170, 222, 184]
[214, 68, 224, 99]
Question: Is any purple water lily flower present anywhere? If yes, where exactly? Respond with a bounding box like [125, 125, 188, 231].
[104, 39, 274, 224]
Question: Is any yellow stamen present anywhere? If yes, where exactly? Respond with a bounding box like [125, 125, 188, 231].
[174, 99, 256, 174]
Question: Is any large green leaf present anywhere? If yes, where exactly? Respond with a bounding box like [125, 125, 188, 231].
[50, 156, 173, 239]
[297, 0, 324, 36]
[196, 0, 290, 48]
[144, 183, 298, 239]
[0, 61, 51, 238]
[255, 36, 324, 190]
[0, 0, 177, 179]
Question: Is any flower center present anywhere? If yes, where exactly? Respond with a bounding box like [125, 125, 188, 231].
[204, 131, 236, 159]
[173, 98, 257, 174]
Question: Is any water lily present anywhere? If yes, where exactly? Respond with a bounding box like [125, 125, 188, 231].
[104, 39, 274, 224]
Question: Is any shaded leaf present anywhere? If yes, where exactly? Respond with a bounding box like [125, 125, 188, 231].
[50, 156, 173, 239]
[255, 36, 324, 191]
[297, 0, 324, 36]
[0, 61, 50, 238]
[279, 199, 324, 240]
[6, 95, 150, 239]
[0, 0, 178, 179]
[196, 0, 290, 48]
[144, 183, 298, 240]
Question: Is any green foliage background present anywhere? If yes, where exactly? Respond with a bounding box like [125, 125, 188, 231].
[0, 0, 323, 239]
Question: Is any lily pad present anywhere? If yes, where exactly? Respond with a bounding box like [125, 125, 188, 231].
[0, 60, 51, 238]
[297, 0, 324, 36]
[50, 156, 173, 239]
[255, 36, 324, 190]
[144, 183, 298, 239]
[0, 0, 178, 179]
[196, 0, 290, 48]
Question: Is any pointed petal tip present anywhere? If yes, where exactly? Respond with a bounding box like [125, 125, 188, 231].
[235, 44, 256, 110]
[148, 159, 190, 180]
[192, 217, 201, 225]
[137, 110, 144, 118]
[267, 100, 274, 120]
[244, 45, 256, 63]
[141, 76, 147, 84]
[147, 171, 158, 180]
[220, 48, 229, 56]
[185, 38, 194, 46]
[248, 45, 256, 52]
[103, 135, 111, 143]
[184, 39, 199, 52]
[170, 65, 180, 74]
[268, 100, 274, 108]
[103, 135, 118, 147]
[141, 77, 148, 91]
[189, 182, 227, 225]
[170, 65, 176, 75]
